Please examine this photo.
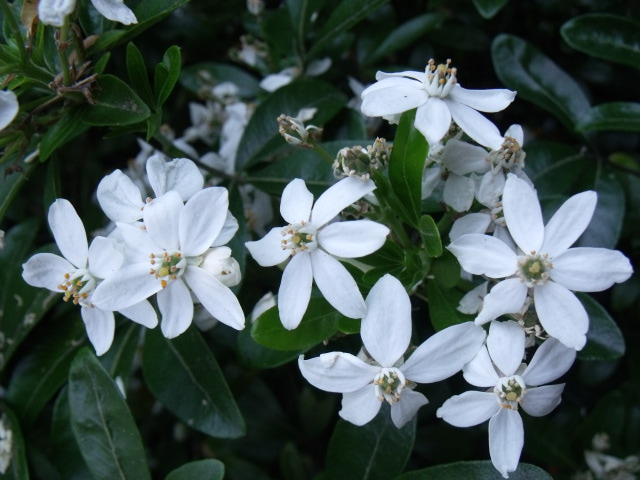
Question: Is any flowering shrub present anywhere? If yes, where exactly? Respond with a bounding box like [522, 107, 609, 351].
[0, 1, 638, 479]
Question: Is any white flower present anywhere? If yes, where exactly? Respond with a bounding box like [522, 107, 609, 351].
[299, 274, 486, 428]
[0, 415, 12, 474]
[361, 59, 516, 148]
[0, 90, 18, 132]
[91, 188, 245, 338]
[437, 320, 576, 478]
[38, 0, 137, 27]
[245, 177, 389, 330]
[447, 174, 633, 350]
[21, 199, 157, 355]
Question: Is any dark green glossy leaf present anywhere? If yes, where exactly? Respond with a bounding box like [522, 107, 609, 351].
[396, 460, 553, 479]
[180, 62, 260, 98]
[0, 404, 29, 480]
[472, 0, 510, 19]
[561, 14, 640, 69]
[126, 42, 155, 108]
[82, 74, 151, 126]
[142, 327, 245, 439]
[251, 297, 345, 351]
[325, 406, 415, 480]
[165, 459, 225, 480]
[427, 280, 474, 331]
[68, 348, 151, 480]
[40, 108, 90, 161]
[99, 322, 141, 383]
[419, 214, 442, 257]
[154, 45, 181, 107]
[429, 250, 461, 289]
[389, 110, 428, 228]
[576, 102, 640, 132]
[522, 140, 585, 198]
[578, 293, 625, 361]
[491, 34, 590, 131]
[237, 326, 301, 369]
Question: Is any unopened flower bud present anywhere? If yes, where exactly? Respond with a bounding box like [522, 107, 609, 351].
[200, 247, 241, 287]
[278, 109, 322, 147]
[333, 137, 390, 180]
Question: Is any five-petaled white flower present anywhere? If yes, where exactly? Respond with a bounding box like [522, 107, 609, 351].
[437, 320, 576, 478]
[22, 199, 157, 355]
[447, 173, 633, 350]
[360, 59, 516, 148]
[91, 188, 245, 338]
[245, 177, 389, 330]
[38, 0, 137, 26]
[299, 274, 486, 428]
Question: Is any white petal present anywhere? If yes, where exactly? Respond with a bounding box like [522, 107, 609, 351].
[213, 211, 239, 247]
[361, 78, 428, 117]
[447, 234, 517, 278]
[361, 274, 410, 367]
[502, 174, 544, 254]
[318, 219, 389, 258]
[476, 279, 528, 325]
[298, 352, 378, 393]
[458, 281, 489, 314]
[143, 191, 183, 251]
[402, 322, 486, 383]
[81, 306, 115, 356]
[391, 389, 429, 428]
[503, 124, 524, 144]
[278, 253, 313, 330]
[541, 191, 597, 258]
[414, 97, 451, 145]
[443, 140, 490, 175]
[38, 0, 75, 26]
[523, 338, 576, 386]
[92, 263, 162, 311]
[311, 250, 366, 320]
[22, 253, 73, 291]
[96, 170, 144, 223]
[551, 247, 633, 292]
[280, 179, 313, 224]
[450, 213, 492, 241]
[179, 187, 229, 256]
[436, 391, 498, 427]
[446, 99, 504, 150]
[184, 266, 245, 330]
[146, 155, 204, 200]
[0, 90, 19, 131]
[245, 227, 291, 267]
[157, 279, 194, 338]
[520, 385, 565, 417]
[534, 282, 587, 350]
[476, 171, 506, 208]
[90, 0, 137, 24]
[443, 174, 475, 212]
[48, 199, 88, 268]
[449, 85, 517, 113]
[339, 387, 382, 426]
[489, 408, 523, 479]
[87, 236, 124, 279]
[463, 346, 500, 387]
[118, 299, 158, 328]
[487, 320, 525, 377]
[311, 177, 376, 227]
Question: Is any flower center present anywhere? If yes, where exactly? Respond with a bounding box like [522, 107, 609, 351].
[487, 136, 526, 173]
[494, 375, 527, 410]
[58, 269, 96, 306]
[281, 222, 318, 255]
[374, 367, 407, 405]
[424, 58, 457, 98]
[149, 251, 187, 288]
[517, 253, 553, 287]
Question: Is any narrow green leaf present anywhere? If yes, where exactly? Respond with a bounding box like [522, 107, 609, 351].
[251, 298, 343, 351]
[68, 348, 151, 480]
[578, 293, 625, 361]
[576, 102, 640, 132]
[389, 110, 428, 228]
[491, 34, 590, 131]
[396, 460, 553, 479]
[0, 404, 29, 480]
[154, 45, 181, 107]
[325, 407, 415, 480]
[561, 14, 640, 69]
[82, 74, 151, 126]
[142, 327, 245, 439]
[472, 0, 510, 19]
[40, 108, 90, 161]
[165, 459, 225, 480]
[99, 322, 142, 383]
[427, 280, 473, 331]
[419, 214, 442, 257]
[126, 42, 155, 108]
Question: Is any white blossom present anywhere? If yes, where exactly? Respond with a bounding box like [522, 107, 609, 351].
[0, 90, 18, 132]
[38, 0, 137, 26]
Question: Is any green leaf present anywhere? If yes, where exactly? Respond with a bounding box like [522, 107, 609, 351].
[578, 293, 625, 361]
[472, 0, 510, 19]
[142, 327, 245, 439]
[325, 406, 415, 480]
[99, 322, 142, 383]
[429, 250, 461, 289]
[235, 79, 346, 170]
[237, 327, 301, 370]
[251, 297, 345, 351]
[40, 108, 90, 161]
[165, 459, 225, 480]
[154, 45, 181, 107]
[68, 348, 151, 480]
[396, 460, 553, 479]
[522, 140, 585, 198]
[180, 62, 260, 98]
[82, 74, 151, 126]
[575, 102, 640, 132]
[388, 110, 429, 228]
[126, 42, 155, 108]
[561, 14, 640, 69]
[491, 34, 590, 131]
[419, 215, 442, 257]
[0, 404, 29, 480]
[427, 280, 474, 331]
